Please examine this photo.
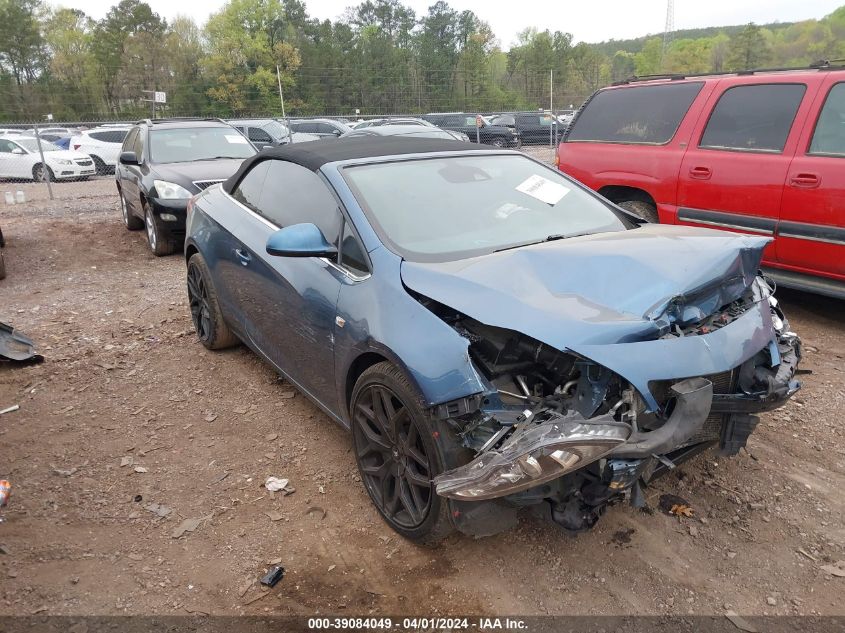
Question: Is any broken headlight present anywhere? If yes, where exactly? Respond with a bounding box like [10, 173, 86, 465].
[434, 412, 630, 501]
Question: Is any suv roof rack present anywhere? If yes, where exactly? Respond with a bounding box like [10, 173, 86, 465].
[134, 117, 228, 125]
[612, 60, 845, 86]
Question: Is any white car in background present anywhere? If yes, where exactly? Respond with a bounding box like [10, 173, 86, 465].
[0, 136, 96, 181]
[70, 126, 131, 174]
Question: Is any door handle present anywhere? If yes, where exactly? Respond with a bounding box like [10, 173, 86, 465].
[234, 248, 252, 266]
[689, 166, 712, 180]
[789, 173, 820, 188]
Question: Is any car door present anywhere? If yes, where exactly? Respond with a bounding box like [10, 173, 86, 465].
[516, 114, 540, 143]
[0, 139, 26, 178]
[118, 128, 141, 213]
[676, 80, 817, 265]
[777, 78, 845, 281]
[224, 159, 346, 410]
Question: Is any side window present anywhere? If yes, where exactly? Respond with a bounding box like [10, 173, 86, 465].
[257, 161, 342, 245]
[122, 129, 138, 152]
[247, 127, 272, 144]
[89, 131, 108, 142]
[316, 123, 336, 135]
[339, 221, 369, 276]
[516, 115, 537, 126]
[0, 140, 15, 153]
[809, 82, 845, 157]
[232, 160, 270, 211]
[700, 84, 806, 153]
[540, 114, 554, 127]
[133, 130, 145, 159]
[567, 82, 704, 144]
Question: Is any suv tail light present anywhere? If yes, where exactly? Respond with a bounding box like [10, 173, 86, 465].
[73, 144, 81, 150]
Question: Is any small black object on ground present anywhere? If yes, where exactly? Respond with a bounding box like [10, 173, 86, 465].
[260, 566, 285, 587]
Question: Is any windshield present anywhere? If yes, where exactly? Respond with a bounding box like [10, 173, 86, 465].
[149, 127, 256, 163]
[17, 138, 60, 152]
[263, 120, 289, 138]
[343, 154, 628, 263]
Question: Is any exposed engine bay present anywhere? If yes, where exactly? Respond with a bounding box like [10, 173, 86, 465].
[415, 277, 802, 536]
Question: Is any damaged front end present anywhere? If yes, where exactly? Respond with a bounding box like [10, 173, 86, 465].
[424, 277, 801, 535]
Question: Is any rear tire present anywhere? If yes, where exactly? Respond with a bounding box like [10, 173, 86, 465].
[350, 362, 472, 545]
[186, 252, 238, 350]
[91, 155, 107, 175]
[144, 200, 176, 256]
[618, 199, 659, 223]
[120, 188, 143, 230]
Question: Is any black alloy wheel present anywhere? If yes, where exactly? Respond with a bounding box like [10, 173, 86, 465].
[185, 253, 238, 350]
[353, 384, 434, 530]
[187, 261, 212, 345]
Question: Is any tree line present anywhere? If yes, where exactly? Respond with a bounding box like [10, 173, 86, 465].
[0, 0, 843, 122]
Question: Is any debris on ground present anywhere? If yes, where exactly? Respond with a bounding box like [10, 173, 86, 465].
[259, 565, 285, 587]
[0, 404, 20, 415]
[820, 561, 845, 577]
[143, 503, 172, 518]
[133, 466, 148, 473]
[658, 494, 695, 518]
[171, 515, 211, 539]
[306, 506, 327, 521]
[264, 476, 289, 492]
[265, 510, 284, 522]
[120, 456, 134, 467]
[0, 321, 43, 364]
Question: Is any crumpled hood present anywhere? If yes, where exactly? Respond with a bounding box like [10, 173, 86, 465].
[401, 224, 771, 349]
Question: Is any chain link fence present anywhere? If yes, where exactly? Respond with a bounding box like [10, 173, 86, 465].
[0, 104, 582, 202]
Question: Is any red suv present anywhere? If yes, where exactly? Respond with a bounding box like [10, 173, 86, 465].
[557, 65, 845, 299]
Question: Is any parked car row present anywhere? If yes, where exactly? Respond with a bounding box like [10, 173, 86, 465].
[0, 135, 96, 181]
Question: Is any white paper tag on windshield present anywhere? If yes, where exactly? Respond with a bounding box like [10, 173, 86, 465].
[516, 174, 570, 205]
[225, 135, 249, 144]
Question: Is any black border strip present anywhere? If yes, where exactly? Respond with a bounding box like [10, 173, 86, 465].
[677, 207, 776, 234]
[777, 220, 845, 246]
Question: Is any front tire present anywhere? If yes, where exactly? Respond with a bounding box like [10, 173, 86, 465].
[618, 199, 659, 223]
[144, 201, 176, 256]
[32, 164, 55, 183]
[351, 362, 470, 545]
[186, 252, 238, 350]
[491, 137, 505, 148]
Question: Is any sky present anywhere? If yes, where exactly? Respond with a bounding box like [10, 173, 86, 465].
[55, 0, 843, 49]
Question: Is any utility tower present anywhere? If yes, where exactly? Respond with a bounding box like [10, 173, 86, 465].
[661, 0, 675, 69]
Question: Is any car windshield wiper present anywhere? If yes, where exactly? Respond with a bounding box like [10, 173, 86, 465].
[493, 232, 586, 254]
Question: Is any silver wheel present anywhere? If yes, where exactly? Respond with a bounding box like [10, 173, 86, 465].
[120, 193, 128, 224]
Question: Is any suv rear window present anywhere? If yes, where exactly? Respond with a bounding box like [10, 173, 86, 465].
[700, 83, 806, 153]
[567, 82, 704, 145]
[89, 130, 129, 143]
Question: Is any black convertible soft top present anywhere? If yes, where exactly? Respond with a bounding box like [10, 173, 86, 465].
[222, 136, 495, 194]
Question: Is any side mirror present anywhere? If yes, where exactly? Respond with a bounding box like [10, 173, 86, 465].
[266, 223, 338, 259]
[119, 151, 138, 165]
[332, 129, 342, 136]
[11, 147, 24, 155]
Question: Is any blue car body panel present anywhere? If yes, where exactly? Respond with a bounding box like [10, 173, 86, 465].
[399, 224, 773, 411]
[186, 150, 781, 426]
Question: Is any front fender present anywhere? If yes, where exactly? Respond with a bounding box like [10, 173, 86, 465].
[334, 246, 487, 422]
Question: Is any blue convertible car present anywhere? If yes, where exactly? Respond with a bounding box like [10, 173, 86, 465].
[184, 137, 801, 543]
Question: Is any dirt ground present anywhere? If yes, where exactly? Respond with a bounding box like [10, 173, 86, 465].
[0, 176, 844, 618]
